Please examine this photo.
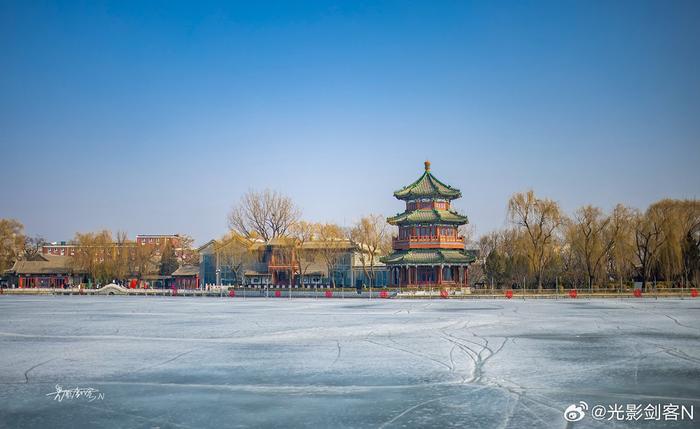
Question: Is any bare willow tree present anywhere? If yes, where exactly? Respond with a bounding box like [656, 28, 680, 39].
[633, 205, 667, 291]
[607, 204, 635, 291]
[228, 189, 300, 242]
[508, 190, 563, 291]
[315, 223, 347, 287]
[290, 221, 317, 286]
[566, 205, 617, 290]
[131, 241, 159, 281]
[72, 230, 116, 285]
[349, 214, 391, 288]
[648, 199, 700, 288]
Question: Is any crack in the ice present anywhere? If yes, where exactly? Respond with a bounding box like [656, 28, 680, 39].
[656, 345, 700, 365]
[665, 314, 698, 331]
[24, 358, 54, 383]
[134, 349, 195, 373]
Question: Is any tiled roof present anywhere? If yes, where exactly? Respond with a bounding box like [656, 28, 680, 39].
[171, 265, 200, 276]
[381, 249, 475, 265]
[387, 209, 468, 225]
[9, 255, 74, 275]
[393, 163, 461, 200]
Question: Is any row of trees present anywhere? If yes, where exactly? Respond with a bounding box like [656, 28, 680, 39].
[479, 191, 700, 291]
[0, 220, 196, 285]
[226, 190, 392, 287]
[6, 189, 697, 291]
[69, 231, 197, 284]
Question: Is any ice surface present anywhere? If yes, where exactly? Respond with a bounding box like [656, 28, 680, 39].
[0, 296, 698, 428]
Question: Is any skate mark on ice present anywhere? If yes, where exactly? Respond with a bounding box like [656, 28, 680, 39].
[331, 340, 341, 366]
[378, 386, 488, 429]
[363, 338, 452, 371]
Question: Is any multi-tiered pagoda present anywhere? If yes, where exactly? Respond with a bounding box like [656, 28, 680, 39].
[384, 161, 474, 288]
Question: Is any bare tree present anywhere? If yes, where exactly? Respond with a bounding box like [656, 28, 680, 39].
[178, 234, 200, 265]
[228, 190, 301, 242]
[131, 242, 159, 282]
[650, 199, 700, 288]
[216, 233, 254, 285]
[23, 235, 46, 259]
[0, 219, 25, 273]
[290, 221, 317, 286]
[607, 204, 635, 291]
[72, 230, 115, 285]
[315, 223, 347, 287]
[566, 205, 617, 291]
[115, 231, 128, 245]
[508, 190, 563, 291]
[633, 205, 667, 291]
[349, 214, 390, 288]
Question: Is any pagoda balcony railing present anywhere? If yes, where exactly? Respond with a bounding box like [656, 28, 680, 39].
[392, 235, 465, 249]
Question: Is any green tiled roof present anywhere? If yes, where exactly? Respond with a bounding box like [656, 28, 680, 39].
[387, 209, 468, 226]
[381, 249, 475, 265]
[393, 163, 461, 200]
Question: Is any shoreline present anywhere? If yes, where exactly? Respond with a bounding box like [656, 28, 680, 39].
[1, 287, 697, 300]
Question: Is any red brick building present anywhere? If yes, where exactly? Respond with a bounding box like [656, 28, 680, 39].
[136, 234, 191, 262]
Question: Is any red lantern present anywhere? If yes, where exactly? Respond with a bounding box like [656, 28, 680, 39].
[274, 290, 281, 298]
[505, 290, 513, 299]
[325, 290, 333, 298]
[229, 290, 235, 297]
[440, 289, 449, 299]
[129, 279, 137, 289]
[569, 289, 577, 298]
[379, 290, 389, 298]
[633, 289, 642, 298]
[691, 288, 698, 298]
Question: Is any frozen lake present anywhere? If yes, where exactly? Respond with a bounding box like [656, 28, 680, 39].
[0, 296, 698, 428]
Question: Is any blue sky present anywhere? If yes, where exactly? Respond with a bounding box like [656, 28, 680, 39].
[1, 0, 699, 245]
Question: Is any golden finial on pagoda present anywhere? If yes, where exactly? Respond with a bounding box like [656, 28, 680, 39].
[424, 160, 431, 171]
